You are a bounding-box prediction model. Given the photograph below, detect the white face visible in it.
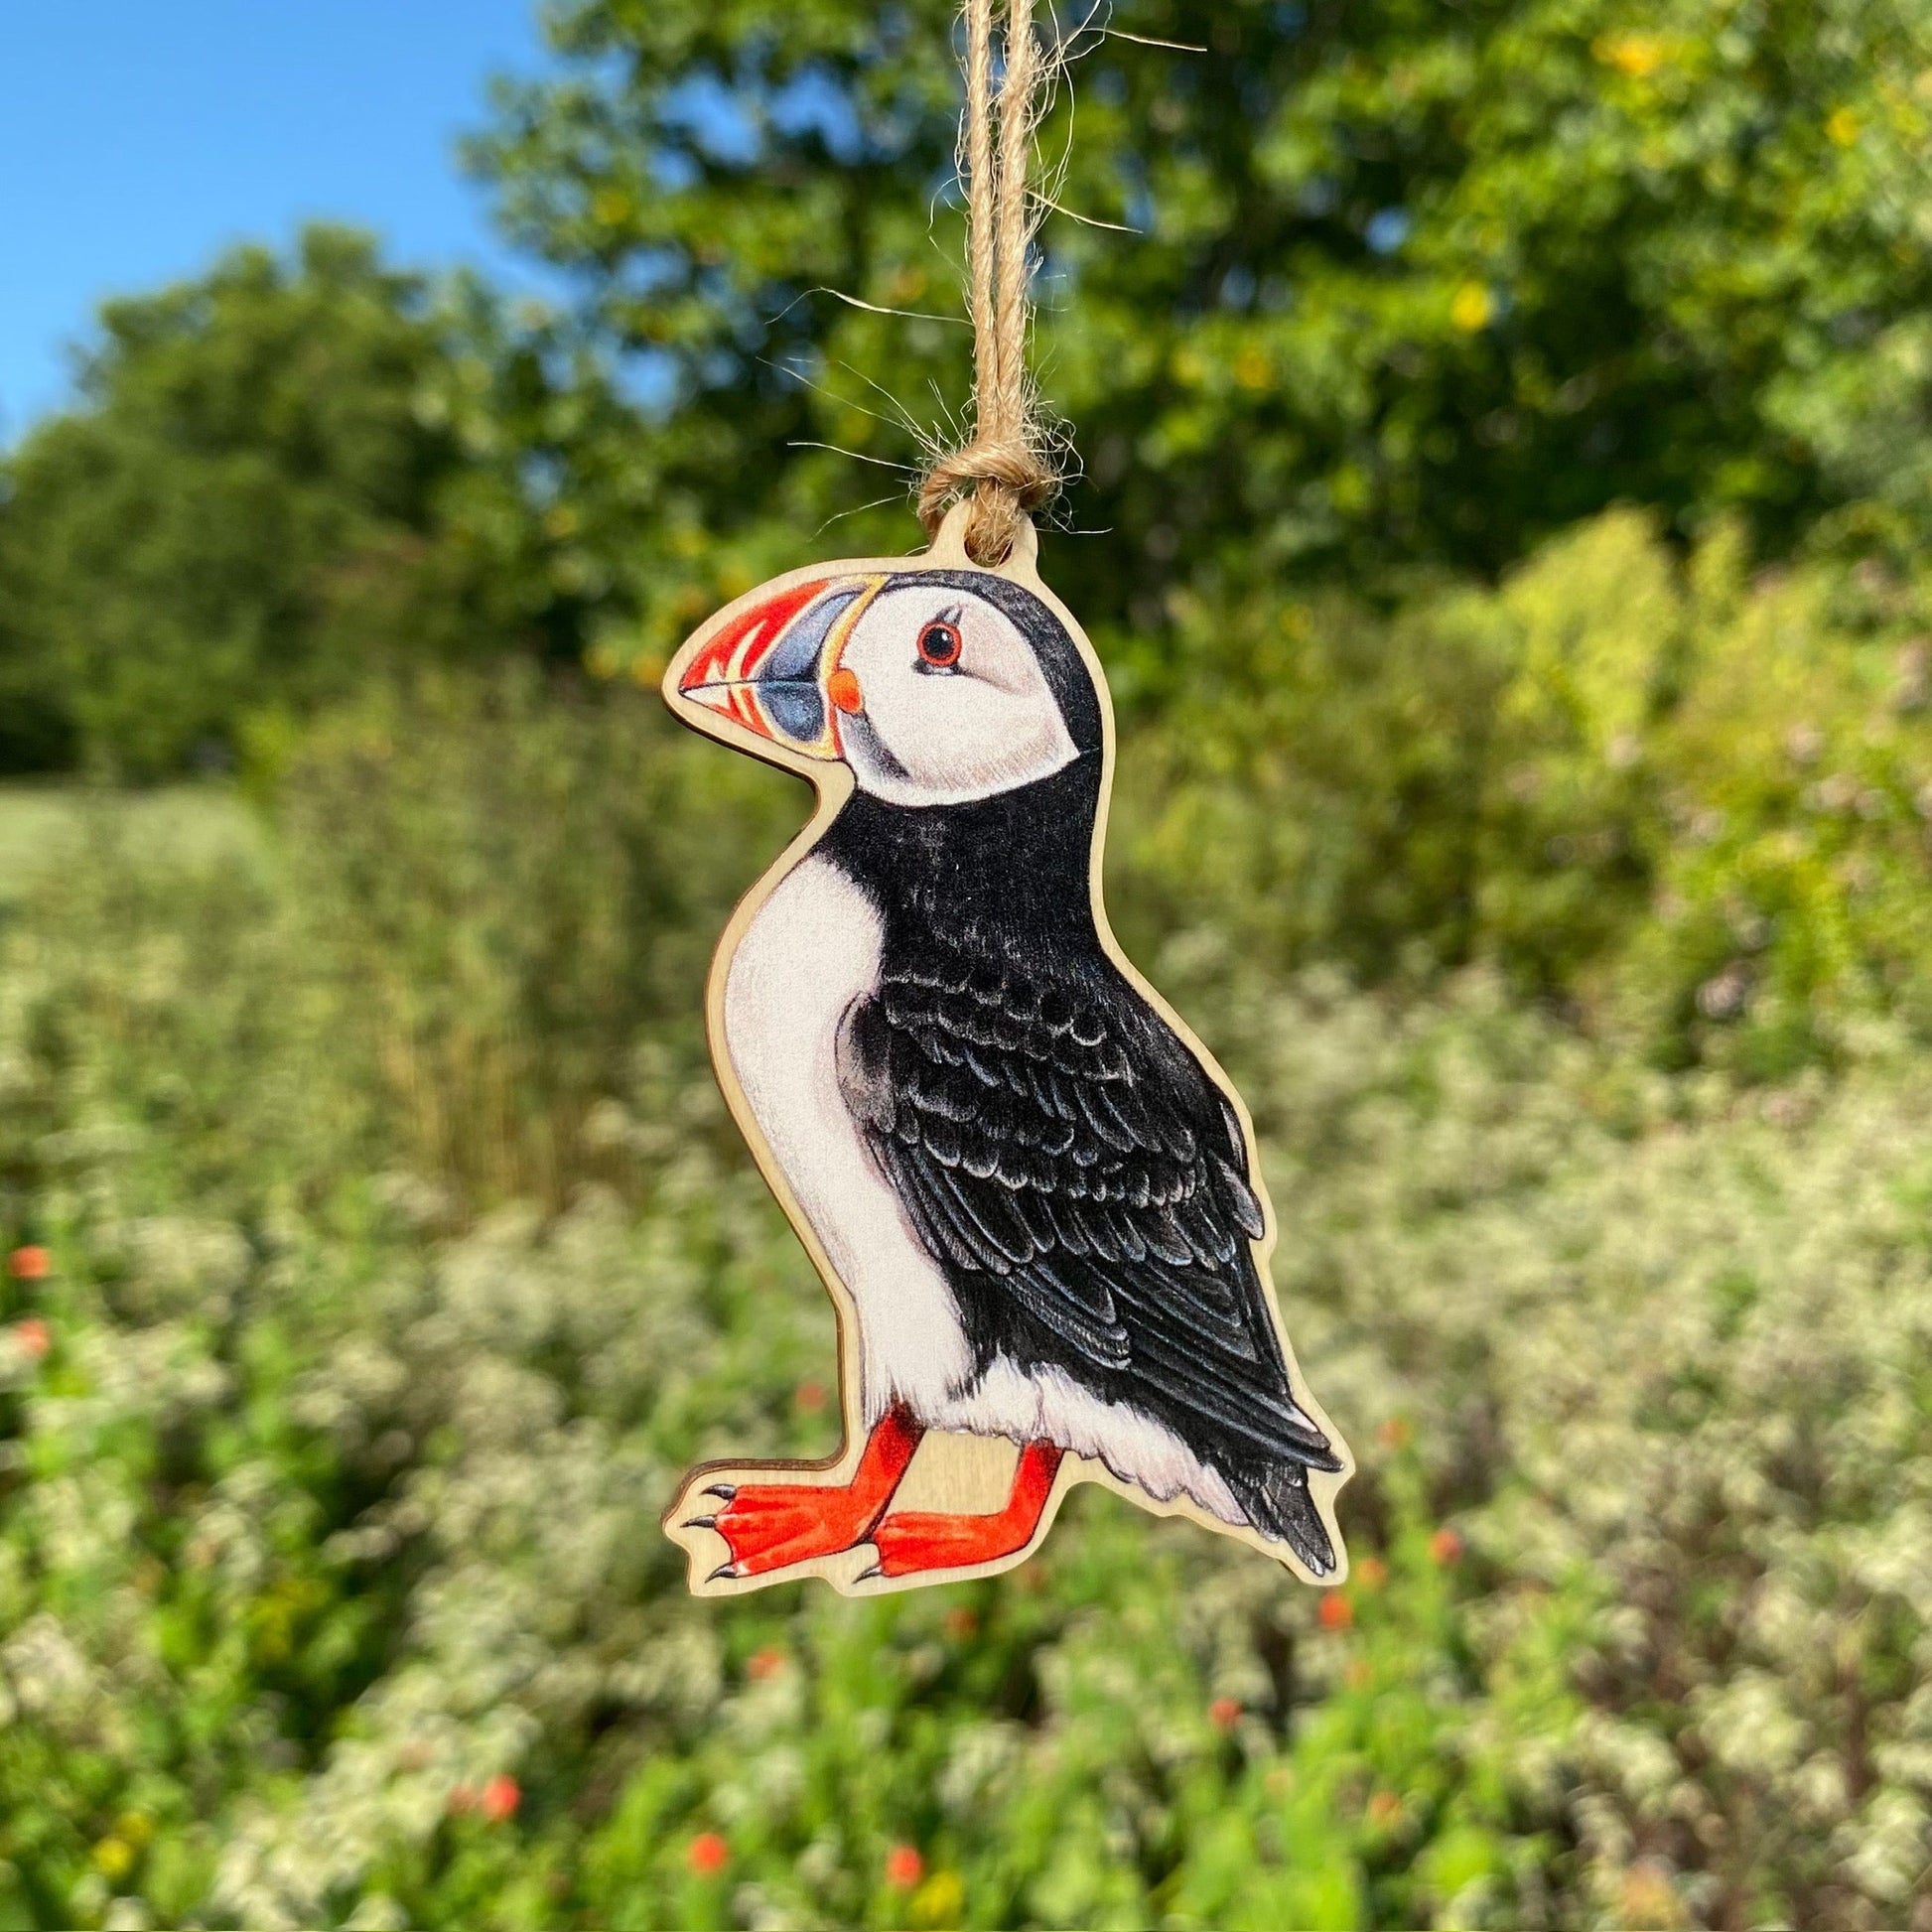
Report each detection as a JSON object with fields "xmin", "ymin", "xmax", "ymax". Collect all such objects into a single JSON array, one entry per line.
[{"xmin": 835, "ymin": 582, "xmax": 1079, "ymax": 807}]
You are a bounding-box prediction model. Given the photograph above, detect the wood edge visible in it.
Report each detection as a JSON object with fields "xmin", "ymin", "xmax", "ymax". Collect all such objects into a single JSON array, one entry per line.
[{"xmin": 657, "ymin": 517, "xmax": 1353, "ymax": 1597}]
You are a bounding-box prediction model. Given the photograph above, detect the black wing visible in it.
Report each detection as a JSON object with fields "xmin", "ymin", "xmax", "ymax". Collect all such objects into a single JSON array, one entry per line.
[{"xmin": 836, "ymin": 931, "xmax": 1338, "ymax": 1478}]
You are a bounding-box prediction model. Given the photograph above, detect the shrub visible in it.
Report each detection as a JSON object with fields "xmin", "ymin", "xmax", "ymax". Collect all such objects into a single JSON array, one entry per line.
[
  {"xmin": 1112, "ymin": 508, "xmax": 1932, "ymax": 1078},
  {"xmin": 273, "ymin": 668, "xmax": 795, "ymax": 1204}
]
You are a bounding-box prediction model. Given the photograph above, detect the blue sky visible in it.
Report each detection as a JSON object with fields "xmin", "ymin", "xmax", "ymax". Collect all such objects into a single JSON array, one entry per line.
[{"xmin": 2, "ymin": 0, "xmax": 556, "ymax": 439}]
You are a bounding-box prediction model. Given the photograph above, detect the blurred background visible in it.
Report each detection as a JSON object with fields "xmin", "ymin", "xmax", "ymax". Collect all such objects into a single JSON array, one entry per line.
[{"xmin": 3, "ymin": 1, "xmax": 1930, "ymax": 1926}]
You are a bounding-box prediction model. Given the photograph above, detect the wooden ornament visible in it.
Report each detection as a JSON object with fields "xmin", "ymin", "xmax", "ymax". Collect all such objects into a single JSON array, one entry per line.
[{"xmin": 660, "ymin": 505, "xmax": 1352, "ymax": 1594}]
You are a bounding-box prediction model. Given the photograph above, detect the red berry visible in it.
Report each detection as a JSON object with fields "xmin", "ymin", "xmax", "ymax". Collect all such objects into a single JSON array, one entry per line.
[
  {"xmin": 1355, "ymin": 1556, "xmax": 1388, "ymax": 1590},
  {"xmin": 794, "ymin": 1379, "xmax": 827, "ymax": 1414},
  {"xmin": 747, "ymin": 1647, "xmax": 785, "ymax": 1681},
  {"xmin": 1429, "ymin": 1527, "xmax": 1464, "ymax": 1566},
  {"xmin": 10, "ymin": 1317, "xmax": 50, "ymax": 1361},
  {"xmin": 480, "ymin": 1774, "xmax": 520, "ymax": 1823},
  {"xmin": 688, "ymin": 1832, "xmax": 729, "ymax": 1876},
  {"xmin": 1208, "ymin": 1696, "xmax": 1242, "ymax": 1730},
  {"xmin": 8, "ymin": 1246, "xmax": 49, "ymax": 1282},
  {"xmin": 942, "ymin": 1606, "xmax": 979, "ymax": 1639},
  {"xmin": 885, "ymin": 1845, "xmax": 923, "ymax": 1889},
  {"xmin": 1317, "ymin": 1591, "xmax": 1353, "ymax": 1631},
  {"xmin": 1377, "ymin": 1416, "xmax": 1412, "ymax": 1449}
]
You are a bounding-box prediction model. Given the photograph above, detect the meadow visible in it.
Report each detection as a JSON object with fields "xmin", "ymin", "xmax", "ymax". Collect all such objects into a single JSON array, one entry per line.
[{"xmin": 3, "ymin": 515, "xmax": 1931, "ymax": 1928}]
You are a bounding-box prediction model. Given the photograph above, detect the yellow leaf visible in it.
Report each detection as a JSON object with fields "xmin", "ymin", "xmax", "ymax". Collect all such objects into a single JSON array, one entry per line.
[
  {"xmin": 1450, "ymin": 283, "xmax": 1494, "ymax": 332},
  {"xmin": 909, "ymin": 1869, "xmax": 966, "ymax": 1929},
  {"xmin": 1593, "ymin": 33, "xmax": 1664, "ymax": 78},
  {"xmin": 93, "ymin": 1839, "xmax": 134, "ymax": 1880}
]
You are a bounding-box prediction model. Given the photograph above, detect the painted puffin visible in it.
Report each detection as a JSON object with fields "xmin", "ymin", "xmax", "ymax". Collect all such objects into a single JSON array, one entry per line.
[{"xmin": 664, "ymin": 531, "xmax": 1349, "ymax": 1588}]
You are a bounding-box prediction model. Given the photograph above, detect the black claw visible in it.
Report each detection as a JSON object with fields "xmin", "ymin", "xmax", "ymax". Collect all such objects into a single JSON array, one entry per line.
[
  {"xmin": 704, "ymin": 1482, "xmax": 738, "ymax": 1502},
  {"xmin": 682, "ymin": 1514, "xmax": 718, "ymax": 1531},
  {"xmin": 707, "ymin": 1561, "xmax": 742, "ymax": 1584},
  {"xmin": 854, "ymin": 1563, "xmax": 884, "ymax": 1583}
]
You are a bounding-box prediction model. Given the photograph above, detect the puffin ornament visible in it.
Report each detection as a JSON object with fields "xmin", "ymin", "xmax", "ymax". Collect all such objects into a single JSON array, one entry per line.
[{"xmin": 662, "ymin": 506, "xmax": 1352, "ymax": 1593}]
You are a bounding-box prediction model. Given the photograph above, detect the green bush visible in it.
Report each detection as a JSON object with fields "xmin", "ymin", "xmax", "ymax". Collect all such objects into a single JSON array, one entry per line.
[{"xmin": 1114, "ymin": 507, "xmax": 1932, "ymax": 1076}]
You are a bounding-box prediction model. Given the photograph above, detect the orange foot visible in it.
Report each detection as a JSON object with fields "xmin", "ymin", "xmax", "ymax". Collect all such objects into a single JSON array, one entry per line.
[
  {"xmin": 867, "ymin": 1442, "xmax": 1064, "ymax": 1579},
  {"xmin": 685, "ymin": 1405, "xmax": 922, "ymax": 1580}
]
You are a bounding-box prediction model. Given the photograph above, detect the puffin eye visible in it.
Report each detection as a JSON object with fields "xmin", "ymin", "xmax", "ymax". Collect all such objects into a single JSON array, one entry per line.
[{"xmin": 915, "ymin": 617, "xmax": 963, "ymax": 671}]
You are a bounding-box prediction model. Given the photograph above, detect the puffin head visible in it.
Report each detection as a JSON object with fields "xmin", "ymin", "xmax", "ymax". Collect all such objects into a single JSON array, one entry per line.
[{"xmin": 672, "ymin": 568, "xmax": 1103, "ymax": 808}]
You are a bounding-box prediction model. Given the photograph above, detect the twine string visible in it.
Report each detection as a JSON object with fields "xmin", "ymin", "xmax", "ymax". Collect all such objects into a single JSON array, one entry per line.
[{"xmin": 917, "ymin": 0, "xmax": 1059, "ymax": 564}]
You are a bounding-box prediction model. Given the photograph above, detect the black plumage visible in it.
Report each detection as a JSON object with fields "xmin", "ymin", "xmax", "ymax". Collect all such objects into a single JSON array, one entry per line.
[{"xmin": 819, "ymin": 587, "xmax": 1341, "ymax": 1571}]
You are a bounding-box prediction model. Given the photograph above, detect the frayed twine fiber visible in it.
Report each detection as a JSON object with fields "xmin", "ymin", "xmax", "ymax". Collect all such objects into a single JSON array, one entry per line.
[{"xmin": 917, "ymin": 0, "xmax": 1061, "ymax": 565}]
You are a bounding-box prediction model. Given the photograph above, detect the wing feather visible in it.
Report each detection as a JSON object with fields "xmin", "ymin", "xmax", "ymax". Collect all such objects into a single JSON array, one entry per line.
[{"xmin": 837, "ymin": 932, "xmax": 1333, "ymax": 1476}]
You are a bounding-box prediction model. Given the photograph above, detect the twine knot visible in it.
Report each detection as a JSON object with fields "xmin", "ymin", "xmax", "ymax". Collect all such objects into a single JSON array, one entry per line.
[{"xmin": 916, "ymin": 437, "xmax": 1057, "ymax": 563}]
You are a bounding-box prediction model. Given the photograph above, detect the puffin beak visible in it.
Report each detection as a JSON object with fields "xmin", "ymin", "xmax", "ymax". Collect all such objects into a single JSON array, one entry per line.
[{"xmin": 676, "ymin": 575, "xmax": 885, "ymax": 758}]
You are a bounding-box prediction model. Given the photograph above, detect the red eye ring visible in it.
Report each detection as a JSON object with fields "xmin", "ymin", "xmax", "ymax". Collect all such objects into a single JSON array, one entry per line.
[{"xmin": 916, "ymin": 618, "xmax": 963, "ymax": 668}]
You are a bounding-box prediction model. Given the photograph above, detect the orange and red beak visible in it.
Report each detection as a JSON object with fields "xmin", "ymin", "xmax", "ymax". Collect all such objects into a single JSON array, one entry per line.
[{"xmin": 675, "ymin": 575, "xmax": 885, "ymax": 759}]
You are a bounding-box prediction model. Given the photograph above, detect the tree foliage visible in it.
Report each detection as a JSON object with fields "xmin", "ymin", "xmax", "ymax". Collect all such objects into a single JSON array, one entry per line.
[
  {"xmin": 0, "ymin": 227, "xmax": 603, "ymax": 776},
  {"xmin": 10, "ymin": 1, "xmax": 1932, "ymax": 766},
  {"xmin": 476, "ymin": 0, "xmax": 1932, "ymax": 676}
]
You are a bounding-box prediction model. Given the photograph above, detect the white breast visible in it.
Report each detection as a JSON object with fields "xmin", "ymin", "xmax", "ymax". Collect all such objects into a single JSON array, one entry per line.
[{"xmin": 722, "ymin": 854, "xmax": 974, "ymax": 1423}]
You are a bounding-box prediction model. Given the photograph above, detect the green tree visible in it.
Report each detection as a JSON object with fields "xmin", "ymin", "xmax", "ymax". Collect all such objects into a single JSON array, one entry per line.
[
  {"xmin": 475, "ymin": 0, "xmax": 1932, "ymax": 680},
  {"xmin": 0, "ymin": 225, "xmax": 605, "ymax": 776}
]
